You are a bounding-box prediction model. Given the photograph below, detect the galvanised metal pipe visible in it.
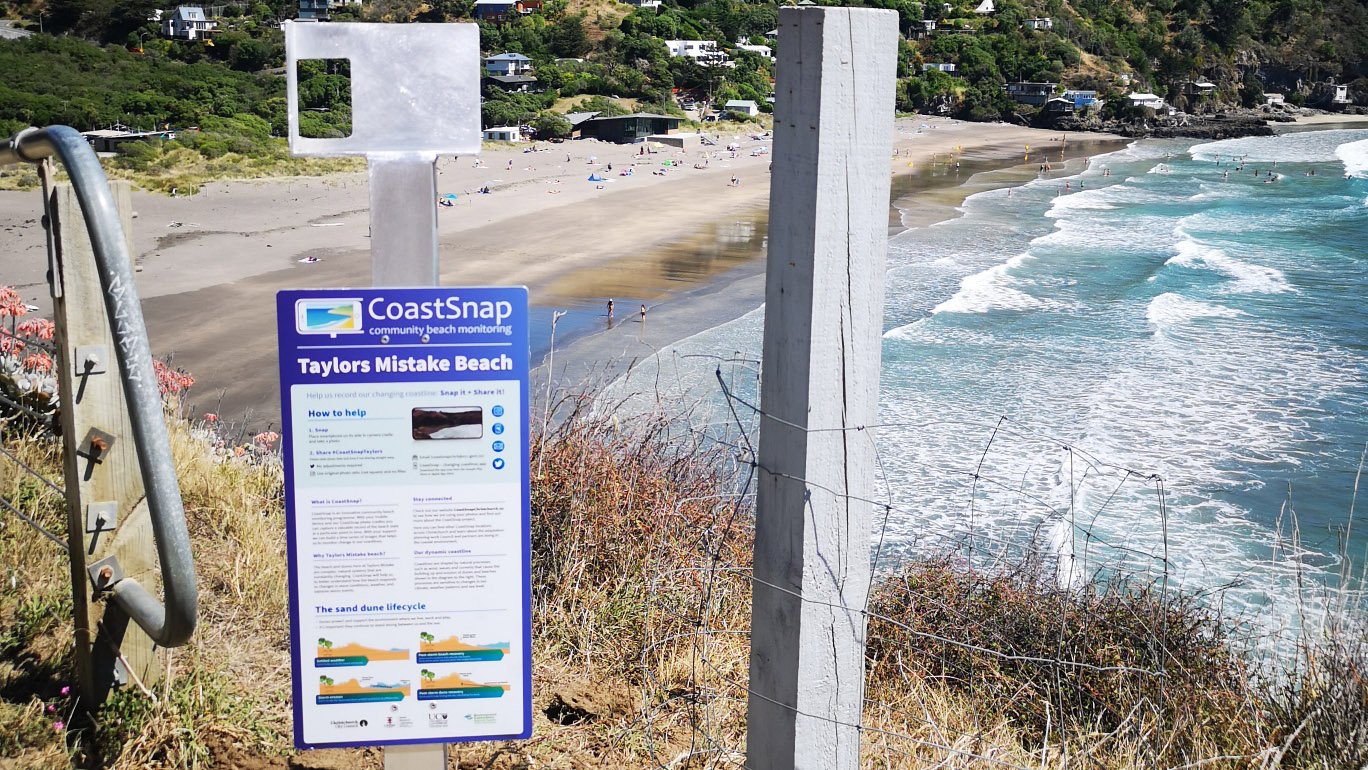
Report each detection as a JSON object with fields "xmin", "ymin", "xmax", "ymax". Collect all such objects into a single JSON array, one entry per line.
[{"xmin": 2, "ymin": 125, "xmax": 198, "ymax": 648}]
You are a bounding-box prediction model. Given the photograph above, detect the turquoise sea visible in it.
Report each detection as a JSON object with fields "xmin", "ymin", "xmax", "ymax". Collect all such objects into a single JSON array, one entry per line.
[{"xmin": 617, "ymin": 127, "xmax": 1368, "ymax": 646}]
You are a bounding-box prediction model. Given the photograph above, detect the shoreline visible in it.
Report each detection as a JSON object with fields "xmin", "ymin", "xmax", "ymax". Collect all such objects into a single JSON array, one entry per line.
[
  {"xmin": 0, "ymin": 118, "xmax": 1124, "ymax": 430},
  {"xmin": 537, "ymin": 134, "xmax": 1131, "ymax": 393}
]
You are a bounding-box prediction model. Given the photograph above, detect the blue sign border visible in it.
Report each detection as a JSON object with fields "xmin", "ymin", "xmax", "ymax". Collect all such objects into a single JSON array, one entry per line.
[{"xmin": 276, "ymin": 287, "xmax": 533, "ymax": 750}]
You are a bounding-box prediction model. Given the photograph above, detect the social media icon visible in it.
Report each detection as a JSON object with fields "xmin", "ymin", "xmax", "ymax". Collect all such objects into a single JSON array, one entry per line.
[
  {"xmin": 492, "ymin": 440, "xmax": 505, "ymax": 452},
  {"xmin": 492, "ymin": 458, "xmax": 505, "ymax": 470},
  {"xmin": 491, "ymin": 405, "xmax": 504, "ymax": 417},
  {"xmin": 491, "ymin": 423, "xmax": 505, "ymax": 435}
]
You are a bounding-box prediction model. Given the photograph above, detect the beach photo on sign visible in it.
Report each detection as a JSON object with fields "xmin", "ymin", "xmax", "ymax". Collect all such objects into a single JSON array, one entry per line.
[{"xmin": 411, "ymin": 407, "xmax": 483, "ymax": 440}]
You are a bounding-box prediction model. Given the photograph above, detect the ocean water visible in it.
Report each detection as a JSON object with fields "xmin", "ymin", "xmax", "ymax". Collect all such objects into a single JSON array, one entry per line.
[{"xmin": 611, "ymin": 128, "xmax": 1368, "ymax": 646}]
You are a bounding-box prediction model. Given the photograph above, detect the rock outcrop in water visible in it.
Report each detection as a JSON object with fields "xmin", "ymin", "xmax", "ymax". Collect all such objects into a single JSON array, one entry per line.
[{"xmin": 1050, "ymin": 108, "xmax": 1294, "ymax": 140}]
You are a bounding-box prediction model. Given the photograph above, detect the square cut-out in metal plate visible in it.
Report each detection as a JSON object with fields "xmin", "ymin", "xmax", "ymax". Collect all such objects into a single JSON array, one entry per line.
[{"xmin": 285, "ymin": 22, "xmax": 481, "ymax": 156}]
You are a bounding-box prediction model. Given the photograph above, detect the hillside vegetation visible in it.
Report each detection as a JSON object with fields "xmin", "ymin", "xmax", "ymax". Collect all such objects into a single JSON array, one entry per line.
[{"xmin": 0, "ymin": 0, "xmax": 1364, "ymax": 160}]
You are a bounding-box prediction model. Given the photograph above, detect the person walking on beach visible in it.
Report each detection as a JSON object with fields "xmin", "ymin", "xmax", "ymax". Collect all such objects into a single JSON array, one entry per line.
[
  {"xmin": 640, "ymin": 304, "xmax": 647, "ymax": 322},
  {"xmin": 607, "ymin": 298, "xmax": 614, "ymax": 318}
]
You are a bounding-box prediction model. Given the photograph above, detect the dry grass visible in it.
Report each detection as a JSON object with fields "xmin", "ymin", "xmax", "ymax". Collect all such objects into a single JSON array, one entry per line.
[
  {"xmin": 1, "ymin": 389, "xmax": 1366, "ymax": 768},
  {"xmin": 0, "ymin": 145, "xmax": 361, "ymax": 195}
]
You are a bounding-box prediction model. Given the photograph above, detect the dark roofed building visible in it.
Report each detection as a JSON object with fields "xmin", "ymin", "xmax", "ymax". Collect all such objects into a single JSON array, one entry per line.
[
  {"xmin": 482, "ymin": 74, "xmax": 541, "ymax": 93},
  {"xmin": 576, "ymin": 113, "xmax": 682, "ymax": 144}
]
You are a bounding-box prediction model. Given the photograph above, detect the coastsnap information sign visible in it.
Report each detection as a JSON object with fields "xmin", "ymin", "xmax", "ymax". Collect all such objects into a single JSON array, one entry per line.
[{"xmin": 276, "ymin": 287, "xmax": 531, "ymax": 749}]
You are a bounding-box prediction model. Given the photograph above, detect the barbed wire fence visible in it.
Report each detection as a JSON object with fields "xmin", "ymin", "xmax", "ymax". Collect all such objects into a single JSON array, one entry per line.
[{"xmin": 541, "ymin": 346, "xmax": 1350, "ymax": 770}]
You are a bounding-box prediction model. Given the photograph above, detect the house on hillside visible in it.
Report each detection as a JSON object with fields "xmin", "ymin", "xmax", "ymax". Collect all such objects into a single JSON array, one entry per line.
[
  {"xmin": 908, "ymin": 19, "xmax": 936, "ymax": 39},
  {"xmin": 1062, "ymin": 89, "xmax": 1099, "ymax": 109},
  {"xmin": 1126, "ymin": 92, "xmax": 1166, "ymax": 110},
  {"xmin": 621, "ymin": 0, "xmax": 661, "ymax": 8},
  {"xmin": 1044, "ymin": 97, "xmax": 1074, "ymax": 115},
  {"xmin": 973, "ymin": 0, "xmax": 995, "ymax": 14},
  {"xmin": 736, "ymin": 38, "xmax": 773, "ymax": 61},
  {"xmin": 473, "ymin": 0, "xmax": 537, "ymax": 20},
  {"xmin": 725, "ymin": 99, "xmax": 759, "ymax": 117},
  {"xmin": 1184, "ymin": 80, "xmax": 1217, "ymax": 97},
  {"xmin": 576, "ymin": 113, "xmax": 682, "ymax": 143},
  {"xmin": 1022, "ymin": 17, "xmax": 1052, "ymax": 30},
  {"xmin": 298, "ymin": 0, "xmax": 363, "ymax": 20},
  {"xmin": 485, "ymin": 53, "xmax": 533, "ymax": 76},
  {"xmin": 483, "ymin": 74, "xmax": 541, "ymax": 94},
  {"xmin": 162, "ymin": 6, "xmax": 217, "ymax": 40},
  {"xmin": 1005, "ymin": 81, "xmax": 1057, "ymax": 106},
  {"xmin": 1263, "ymin": 92, "xmax": 1286, "ymax": 106},
  {"xmin": 1312, "ymin": 80, "xmax": 1351, "ymax": 107},
  {"xmin": 922, "ymin": 62, "xmax": 956, "ymax": 74},
  {"xmin": 664, "ymin": 40, "xmax": 730, "ymax": 67}
]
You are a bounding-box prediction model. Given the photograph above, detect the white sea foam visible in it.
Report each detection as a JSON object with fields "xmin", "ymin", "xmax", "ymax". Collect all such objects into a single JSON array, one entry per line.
[
  {"xmin": 1145, "ymin": 291, "xmax": 1244, "ymax": 330},
  {"xmin": 1337, "ymin": 137, "xmax": 1368, "ymax": 178},
  {"xmin": 931, "ymin": 253, "xmax": 1059, "ymax": 315},
  {"xmin": 1192, "ymin": 129, "xmax": 1368, "ymax": 165},
  {"xmin": 1166, "ymin": 232, "xmax": 1293, "ymax": 294},
  {"xmin": 1043, "ymin": 187, "xmax": 1117, "ymax": 214}
]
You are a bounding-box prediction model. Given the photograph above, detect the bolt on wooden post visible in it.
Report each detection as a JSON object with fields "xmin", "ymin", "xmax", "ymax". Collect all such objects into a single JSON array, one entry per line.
[{"xmin": 747, "ymin": 7, "xmax": 898, "ymax": 770}]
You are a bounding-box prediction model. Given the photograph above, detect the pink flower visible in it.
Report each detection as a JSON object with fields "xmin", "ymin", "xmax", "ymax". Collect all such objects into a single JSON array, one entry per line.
[
  {"xmin": 22, "ymin": 352, "xmax": 53, "ymax": 373},
  {"xmin": 60, "ymin": 686, "xmax": 70, "ymax": 696},
  {"xmin": 203, "ymin": 413, "xmax": 219, "ymax": 422},
  {"xmin": 16, "ymin": 318, "xmax": 55, "ymax": 341},
  {"xmin": 0, "ymin": 286, "xmax": 28, "ymax": 319},
  {"xmin": 152, "ymin": 358, "xmax": 195, "ymax": 396},
  {"xmin": 53, "ymin": 721, "xmax": 64, "ymax": 732},
  {"xmin": 46, "ymin": 704, "xmax": 55, "ymax": 713},
  {"xmin": 253, "ymin": 431, "xmax": 280, "ymax": 447}
]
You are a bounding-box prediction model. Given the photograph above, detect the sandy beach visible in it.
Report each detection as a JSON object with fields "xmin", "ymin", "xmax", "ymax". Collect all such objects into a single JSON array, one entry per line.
[{"xmin": 0, "ymin": 116, "xmax": 1123, "ymax": 428}]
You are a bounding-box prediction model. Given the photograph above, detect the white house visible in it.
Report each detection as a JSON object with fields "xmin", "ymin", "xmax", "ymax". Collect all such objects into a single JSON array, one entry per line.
[
  {"xmin": 735, "ymin": 38, "xmax": 773, "ymax": 61},
  {"xmin": 621, "ymin": 0, "xmax": 661, "ymax": 8},
  {"xmin": 1127, "ymin": 92, "xmax": 1166, "ymax": 110},
  {"xmin": 161, "ymin": 6, "xmax": 217, "ymax": 40},
  {"xmin": 484, "ymin": 53, "xmax": 533, "ymax": 76},
  {"xmin": 482, "ymin": 126, "xmax": 523, "ymax": 142},
  {"xmin": 664, "ymin": 40, "xmax": 730, "ymax": 67},
  {"xmin": 1263, "ymin": 92, "xmax": 1286, "ymax": 106},
  {"xmin": 724, "ymin": 99, "xmax": 759, "ymax": 117},
  {"xmin": 922, "ymin": 62, "xmax": 956, "ymax": 73},
  {"xmin": 1022, "ymin": 17, "xmax": 1052, "ymax": 30},
  {"xmin": 973, "ymin": 0, "xmax": 995, "ymax": 14}
]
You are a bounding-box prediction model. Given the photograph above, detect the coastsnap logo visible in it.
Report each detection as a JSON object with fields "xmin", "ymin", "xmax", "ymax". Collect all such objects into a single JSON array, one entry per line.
[{"xmin": 296, "ymin": 298, "xmax": 364, "ymax": 335}]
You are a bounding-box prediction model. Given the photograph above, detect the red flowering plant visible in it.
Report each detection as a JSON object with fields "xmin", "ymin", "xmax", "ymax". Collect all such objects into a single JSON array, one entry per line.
[
  {"xmin": 1, "ymin": 285, "xmax": 200, "ymax": 435},
  {"xmin": 0, "ymin": 286, "xmax": 58, "ymax": 433}
]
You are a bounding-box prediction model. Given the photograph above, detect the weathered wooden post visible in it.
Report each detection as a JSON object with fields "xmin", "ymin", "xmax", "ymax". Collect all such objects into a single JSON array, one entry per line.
[
  {"xmin": 50, "ymin": 180, "xmax": 165, "ymax": 705},
  {"xmin": 747, "ymin": 7, "xmax": 898, "ymax": 769}
]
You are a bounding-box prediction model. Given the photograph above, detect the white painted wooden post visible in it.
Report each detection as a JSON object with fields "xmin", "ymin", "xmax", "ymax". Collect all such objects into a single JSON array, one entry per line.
[{"xmin": 746, "ymin": 7, "xmax": 898, "ymax": 770}]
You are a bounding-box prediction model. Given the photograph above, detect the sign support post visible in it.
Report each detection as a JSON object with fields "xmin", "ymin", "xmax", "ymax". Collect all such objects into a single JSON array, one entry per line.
[
  {"xmin": 282, "ymin": 22, "xmax": 490, "ymax": 769},
  {"xmin": 747, "ymin": 7, "xmax": 898, "ymax": 770},
  {"xmin": 370, "ymin": 154, "xmax": 444, "ymax": 770}
]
